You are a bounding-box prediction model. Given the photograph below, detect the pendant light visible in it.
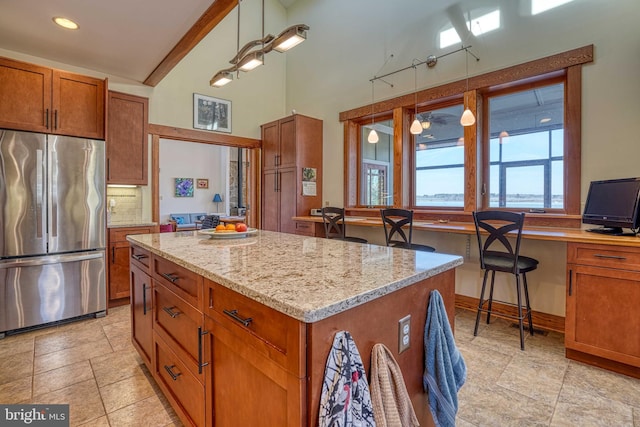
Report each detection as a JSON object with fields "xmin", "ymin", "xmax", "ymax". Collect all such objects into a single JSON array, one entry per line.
[
  {"xmin": 410, "ymin": 63, "xmax": 422, "ymax": 135},
  {"xmin": 368, "ymin": 81, "xmax": 379, "ymax": 143},
  {"xmin": 460, "ymin": 48, "xmax": 476, "ymax": 127}
]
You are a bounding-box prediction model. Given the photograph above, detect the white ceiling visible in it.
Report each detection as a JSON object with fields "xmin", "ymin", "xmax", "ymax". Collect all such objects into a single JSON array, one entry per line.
[{"xmin": 0, "ymin": 0, "xmax": 300, "ymax": 84}]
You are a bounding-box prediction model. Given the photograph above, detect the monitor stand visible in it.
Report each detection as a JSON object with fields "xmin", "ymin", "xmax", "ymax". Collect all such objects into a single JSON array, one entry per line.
[{"xmin": 586, "ymin": 227, "xmax": 637, "ymax": 236}]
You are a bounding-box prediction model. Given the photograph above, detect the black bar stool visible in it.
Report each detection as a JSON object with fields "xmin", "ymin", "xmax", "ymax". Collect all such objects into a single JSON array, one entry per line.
[
  {"xmin": 472, "ymin": 210, "xmax": 538, "ymax": 350},
  {"xmin": 380, "ymin": 208, "xmax": 435, "ymax": 252},
  {"xmin": 321, "ymin": 207, "xmax": 368, "ymax": 243}
]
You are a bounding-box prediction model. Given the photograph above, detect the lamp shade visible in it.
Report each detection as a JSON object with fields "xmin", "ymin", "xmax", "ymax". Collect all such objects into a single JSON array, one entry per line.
[
  {"xmin": 237, "ymin": 51, "xmax": 264, "ymax": 72},
  {"xmin": 210, "ymin": 71, "xmax": 233, "ymax": 87},
  {"xmin": 272, "ymin": 25, "xmax": 309, "ymax": 52},
  {"xmin": 213, "ymin": 194, "xmax": 222, "ymax": 203}
]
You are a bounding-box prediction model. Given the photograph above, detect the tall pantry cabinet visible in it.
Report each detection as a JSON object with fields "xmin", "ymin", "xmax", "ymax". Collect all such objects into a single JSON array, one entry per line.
[{"xmin": 261, "ymin": 114, "xmax": 322, "ymax": 234}]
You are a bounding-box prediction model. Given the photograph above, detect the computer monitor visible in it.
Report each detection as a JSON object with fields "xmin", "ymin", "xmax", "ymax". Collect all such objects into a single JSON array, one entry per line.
[{"xmin": 582, "ymin": 177, "xmax": 640, "ymax": 236}]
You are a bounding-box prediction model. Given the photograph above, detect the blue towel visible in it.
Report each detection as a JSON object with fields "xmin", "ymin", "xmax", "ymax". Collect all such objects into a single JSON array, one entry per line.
[{"xmin": 423, "ymin": 290, "xmax": 467, "ymax": 427}]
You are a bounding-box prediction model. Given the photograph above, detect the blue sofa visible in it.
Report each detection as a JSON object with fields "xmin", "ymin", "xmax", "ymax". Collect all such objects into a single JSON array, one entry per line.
[{"xmin": 169, "ymin": 212, "xmax": 207, "ymax": 230}]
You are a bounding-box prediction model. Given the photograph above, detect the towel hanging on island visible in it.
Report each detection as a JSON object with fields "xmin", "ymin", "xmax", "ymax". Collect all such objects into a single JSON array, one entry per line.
[
  {"xmin": 318, "ymin": 331, "xmax": 376, "ymax": 427},
  {"xmin": 423, "ymin": 289, "xmax": 467, "ymax": 427},
  {"xmin": 370, "ymin": 343, "xmax": 419, "ymax": 427}
]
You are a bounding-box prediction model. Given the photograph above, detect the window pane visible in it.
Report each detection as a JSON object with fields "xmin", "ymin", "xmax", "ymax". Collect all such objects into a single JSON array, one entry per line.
[
  {"xmin": 488, "ymin": 82, "xmax": 565, "ymax": 209},
  {"xmin": 414, "ymin": 105, "xmax": 464, "ymax": 207},
  {"xmin": 361, "ymin": 118, "xmax": 394, "ymax": 206}
]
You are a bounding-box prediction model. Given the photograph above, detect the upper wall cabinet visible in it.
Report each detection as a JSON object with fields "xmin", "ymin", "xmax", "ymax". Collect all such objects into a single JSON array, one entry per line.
[
  {"xmin": 106, "ymin": 91, "xmax": 148, "ymax": 185},
  {"xmin": 0, "ymin": 57, "xmax": 105, "ymax": 139}
]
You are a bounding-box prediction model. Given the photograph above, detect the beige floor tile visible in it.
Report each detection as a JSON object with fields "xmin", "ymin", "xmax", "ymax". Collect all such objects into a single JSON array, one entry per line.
[
  {"xmin": 33, "ymin": 378, "xmax": 105, "ymax": 426},
  {"xmin": 563, "ymin": 362, "xmax": 640, "ymax": 408},
  {"xmin": 91, "ymin": 350, "xmax": 144, "ymax": 388},
  {"xmin": 634, "ymin": 407, "xmax": 639, "ymax": 427},
  {"xmin": 99, "ymin": 371, "xmax": 155, "ymax": 413},
  {"xmin": 77, "ymin": 415, "xmax": 110, "ymax": 427},
  {"xmin": 102, "ymin": 319, "xmax": 131, "ymax": 340},
  {"xmin": 0, "ymin": 376, "xmax": 32, "ymax": 403},
  {"xmin": 107, "ymin": 395, "xmax": 173, "ymax": 427},
  {"xmin": 106, "ymin": 330, "xmax": 137, "ymax": 353},
  {"xmin": 35, "ymin": 321, "xmax": 107, "ymax": 356},
  {"xmin": 100, "ymin": 305, "xmax": 131, "ymax": 326},
  {"xmin": 552, "ymin": 383, "xmax": 635, "ymax": 426},
  {"xmin": 457, "ymin": 339, "xmax": 512, "ymax": 386},
  {"xmin": 0, "ymin": 350, "xmax": 33, "ymax": 386},
  {"xmin": 33, "ymin": 359, "xmax": 94, "ymax": 395},
  {"xmin": 34, "ymin": 338, "xmax": 113, "ymax": 374},
  {"xmin": 457, "ymin": 381, "xmax": 554, "ymax": 426},
  {"xmin": 0, "ymin": 333, "xmax": 35, "ymax": 358}
]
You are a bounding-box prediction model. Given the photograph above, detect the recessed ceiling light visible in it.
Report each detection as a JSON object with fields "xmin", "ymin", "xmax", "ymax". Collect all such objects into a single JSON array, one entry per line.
[{"xmin": 53, "ymin": 17, "xmax": 79, "ymax": 30}]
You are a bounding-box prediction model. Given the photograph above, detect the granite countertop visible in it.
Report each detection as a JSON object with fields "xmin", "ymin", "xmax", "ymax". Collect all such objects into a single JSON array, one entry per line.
[
  {"xmin": 108, "ymin": 222, "xmax": 157, "ymax": 229},
  {"xmin": 127, "ymin": 230, "xmax": 463, "ymax": 322}
]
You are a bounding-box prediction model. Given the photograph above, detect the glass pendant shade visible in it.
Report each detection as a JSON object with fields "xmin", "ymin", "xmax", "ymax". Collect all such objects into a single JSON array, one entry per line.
[
  {"xmin": 460, "ymin": 108, "xmax": 476, "ymax": 126},
  {"xmin": 368, "ymin": 129, "xmax": 379, "ymax": 143},
  {"xmin": 410, "ymin": 119, "xmax": 422, "ymax": 135},
  {"xmin": 422, "ymin": 120, "xmax": 431, "ymax": 130}
]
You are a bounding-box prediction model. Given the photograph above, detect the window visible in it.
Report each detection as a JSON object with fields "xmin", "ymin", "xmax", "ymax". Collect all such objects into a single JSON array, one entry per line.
[
  {"xmin": 486, "ymin": 82, "xmax": 565, "ymax": 210},
  {"xmin": 440, "ymin": 9, "xmax": 501, "ymax": 49},
  {"xmin": 361, "ymin": 117, "xmax": 394, "ymax": 206},
  {"xmin": 415, "ymin": 104, "xmax": 465, "ymax": 208}
]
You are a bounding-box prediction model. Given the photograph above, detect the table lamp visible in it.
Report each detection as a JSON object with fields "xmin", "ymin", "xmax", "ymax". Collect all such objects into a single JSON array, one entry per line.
[{"xmin": 212, "ymin": 193, "xmax": 222, "ymax": 212}]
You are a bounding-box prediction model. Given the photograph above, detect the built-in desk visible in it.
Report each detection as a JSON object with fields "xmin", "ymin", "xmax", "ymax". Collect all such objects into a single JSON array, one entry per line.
[{"xmin": 294, "ymin": 215, "xmax": 640, "ymax": 378}]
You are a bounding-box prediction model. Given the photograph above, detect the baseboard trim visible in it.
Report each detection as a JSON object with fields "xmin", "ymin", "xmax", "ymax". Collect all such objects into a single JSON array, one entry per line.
[{"xmin": 455, "ymin": 294, "xmax": 565, "ymax": 333}]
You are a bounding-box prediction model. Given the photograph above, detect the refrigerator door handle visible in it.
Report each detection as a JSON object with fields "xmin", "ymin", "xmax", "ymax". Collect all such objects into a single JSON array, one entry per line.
[
  {"xmin": 36, "ymin": 149, "xmax": 45, "ymax": 239},
  {"xmin": 0, "ymin": 252, "xmax": 104, "ymax": 269},
  {"xmin": 49, "ymin": 148, "xmax": 58, "ymax": 238}
]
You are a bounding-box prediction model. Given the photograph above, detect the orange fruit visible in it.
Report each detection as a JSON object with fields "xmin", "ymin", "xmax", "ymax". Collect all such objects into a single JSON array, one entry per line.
[
  {"xmin": 225, "ymin": 223, "xmax": 236, "ymax": 231},
  {"xmin": 215, "ymin": 224, "xmax": 225, "ymax": 231}
]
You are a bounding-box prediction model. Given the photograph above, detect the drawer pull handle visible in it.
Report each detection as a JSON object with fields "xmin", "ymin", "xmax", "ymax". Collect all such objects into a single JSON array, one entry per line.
[
  {"xmin": 142, "ymin": 283, "xmax": 148, "ymax": 315},
  {"xmin": 593, "ymin": 254, "xmax": 626, "ymax": 260},
  {"xmin": 223, "ymin": 309, "xmax": 253, "ymax": 327},
  {"xmin": 160, "ymin": 272, "xmax": 179, "ymax": 283},
  {"xmin": 162, "ymin": 306, "xmax": 181, "ymax": 318},
  {"xmin": 132, "ymin": 254, "xmax": 148, "ymax": 260},
  {"xmin": 164, "ymin": 365, "xmax": 181, "ymax": 381},
  {"xmin": 198, "ymin": 327, "xmax": 209, "ymax": 374}
]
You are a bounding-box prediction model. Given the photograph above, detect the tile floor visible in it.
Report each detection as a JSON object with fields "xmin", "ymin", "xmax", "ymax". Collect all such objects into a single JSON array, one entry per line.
[{"xmin": 0, "ymin": 305, "xmax": 638, "ymax": 426}]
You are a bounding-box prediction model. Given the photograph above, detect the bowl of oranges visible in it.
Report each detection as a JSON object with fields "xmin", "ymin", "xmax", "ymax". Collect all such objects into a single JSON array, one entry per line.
[{"xmin": 198, "ymin": 222, "xmax": 257, "ymax": 239}]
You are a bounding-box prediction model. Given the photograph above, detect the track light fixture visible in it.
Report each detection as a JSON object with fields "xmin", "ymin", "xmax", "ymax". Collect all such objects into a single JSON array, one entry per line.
[{"xmin": 208, "ymin": 1, "xmax": 309, "ymax": 88}]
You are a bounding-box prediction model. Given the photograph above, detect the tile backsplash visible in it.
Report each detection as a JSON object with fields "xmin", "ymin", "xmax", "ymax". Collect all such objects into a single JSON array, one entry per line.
[{"xmin": 106, "ymin": 187, "xmax": 142, "ymax": 225}]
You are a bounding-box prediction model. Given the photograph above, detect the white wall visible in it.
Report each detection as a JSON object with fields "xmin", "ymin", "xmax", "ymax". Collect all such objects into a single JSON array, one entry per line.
[{"xmin": 159, "ymin": 139, "xmax": 229, "ymax": 220}]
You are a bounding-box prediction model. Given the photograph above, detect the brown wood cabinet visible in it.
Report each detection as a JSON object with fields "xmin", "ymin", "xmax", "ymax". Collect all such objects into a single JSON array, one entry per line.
[
  {"xmin": 130, "ymin": 256, "xmax": 153, "ymax": 368},
  {"xmin": 261, "ymin": 114, "xmax": 322, "ymax": 234},
  {"xmin": 107, "ymin": 91, "xmax": 148, "ymax": 184},
  {"xmin": 566, "ymin": 243, "xmax": 640, "ymax": 376},
  {"xmin": 107, "ymin": 226, "xmax": 157, "ymax": 306},
  {"xmin": 0, "ymin": 57, "xmax": 105, "ymax": 138}
]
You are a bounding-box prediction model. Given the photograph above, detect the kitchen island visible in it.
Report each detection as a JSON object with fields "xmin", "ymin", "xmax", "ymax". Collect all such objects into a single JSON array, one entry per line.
[{"xmin": 127, "ymin": 229, "xmax": 463, "ymax": 426}]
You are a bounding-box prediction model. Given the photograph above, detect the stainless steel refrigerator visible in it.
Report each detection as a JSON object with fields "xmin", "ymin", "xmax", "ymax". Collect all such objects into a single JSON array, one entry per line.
[{"xmin": 0, "ymin": 129, "xmax": 106, "ymax": 337}]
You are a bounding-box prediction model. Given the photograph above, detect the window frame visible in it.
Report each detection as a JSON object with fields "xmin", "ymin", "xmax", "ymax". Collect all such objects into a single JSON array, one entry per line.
[{"xmin": 341, "ymin": 45, "xmax": 591, "ymax": 228}]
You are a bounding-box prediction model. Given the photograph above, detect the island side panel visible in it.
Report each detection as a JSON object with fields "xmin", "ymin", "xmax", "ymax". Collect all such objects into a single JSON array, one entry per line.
[{"xmin": 306, "ymin": 269, "xmax": 455, "ymax": 427}]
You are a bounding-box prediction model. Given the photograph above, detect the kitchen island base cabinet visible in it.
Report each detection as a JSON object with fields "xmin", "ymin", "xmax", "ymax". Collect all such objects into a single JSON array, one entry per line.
[
  {"xmin": 130, "ymin": 262, "xmax": 153, "ymax": 368},
  {"xmin": 566, "ymin": 243, "xmax": 640, "ymax": 379}
]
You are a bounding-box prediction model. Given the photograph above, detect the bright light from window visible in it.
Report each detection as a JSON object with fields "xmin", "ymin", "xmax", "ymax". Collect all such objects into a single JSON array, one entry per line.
[
  {"xmin": 439, "ymin": 9, "xmax": 501, "ymax": 49},
  {"xmin": 532, "ymin": 0, "xmax": 575, "ymax": 15}
]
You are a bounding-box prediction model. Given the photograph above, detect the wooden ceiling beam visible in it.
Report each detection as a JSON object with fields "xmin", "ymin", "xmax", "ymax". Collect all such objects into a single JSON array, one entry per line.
[{"xmin": 143, "ymin": 0, "xmax": 237, "ymax": 87}]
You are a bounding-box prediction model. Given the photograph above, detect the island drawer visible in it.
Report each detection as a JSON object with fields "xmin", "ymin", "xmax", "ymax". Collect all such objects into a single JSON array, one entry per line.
[
  {"xmin": 130, "ymin": 245, "xmax": 151, "ymax": 271},
  {"xmin": 153, "ymin": 282, "xmax": 205, "ymax": 379},
  {"xmin": 568, "ymin": 243, "xmax": 640, "ymax": 271},
  {"xmin": 111, "ymin": 226, "xmax": 156, "ymax": 243},
  {"xmin": 204, "ymin": 280, "xmax": 304, "ymax": 375},
  {"xmin": 153, "ymin": 332, "xmax": 205, "ymax": 427},
  {"xmin": 152, "ymin": 256, "xmax": 202, "ymax": 307}
]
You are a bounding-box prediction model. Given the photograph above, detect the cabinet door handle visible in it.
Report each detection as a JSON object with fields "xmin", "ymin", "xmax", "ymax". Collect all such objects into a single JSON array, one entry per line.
[
  {"xmin": 198, "ymin": 327, "xmax": 209, "ymax": 374},
  {"xmin": 160, "ymin": 272, "xmax": 179, "ymax": 283},
  {"xmin": 45, "ymin": 108, "xmax": 49, "ymax": 129},
  {"xmin": 223, "ymin": 309, "xmax": 253, "ymax": 327},
  {"xmin": 132, "ymin": 254, "xmax": 148, "ymax": 260},
  {"xmin": 568, "ymin": 269, "xmax": 572, "ymax": 296},
  {"xmin": 111, "ymin": 247, "xmax": 115, "ymax": 263},
  {"xmin": 162, "ymin": 306, "xmax": 181, "ymax": 318},
  {"xmin": 142, "ymin": 283, "xmax": 148, "ymax": 315},
  {"xmin": 107, "ymin": 158, "xmax": 110, "ymax": 180},
  {"xmin": 164, "ymin": 365, "xmax": 181, "ymax": 381},
  {"xmin": 593, "ymin": 254, "xmax": 626, "ymax": 260},
  {"xmin": 275, "ymin": 154, "xmax": 280, "ymax": 166},
  {"xmin": 54, "ymin": 110, "xmax": 58, "ymax": 130}
]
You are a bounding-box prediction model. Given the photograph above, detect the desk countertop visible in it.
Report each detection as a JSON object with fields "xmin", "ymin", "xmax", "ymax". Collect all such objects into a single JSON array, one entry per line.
[
  {"xmin": 128, "ymin": 229, "xmax": 462, "ymax": 322},
  {"xmin": 293, "ymin": 216, "xmax": 640, "ymax": 247}
]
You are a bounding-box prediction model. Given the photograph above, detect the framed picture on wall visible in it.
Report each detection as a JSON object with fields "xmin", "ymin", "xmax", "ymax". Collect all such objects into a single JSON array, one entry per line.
[
  {"xmin": 193, "ymin": 93, "xmax": 231, "ymax": 133},
  {"xmin": 197, "ymin": 178, "xmax": 209, "ymax": 189},
  {"xmin": 175, "ymin": 178, "xmax": 194, "ymax": 197}
]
